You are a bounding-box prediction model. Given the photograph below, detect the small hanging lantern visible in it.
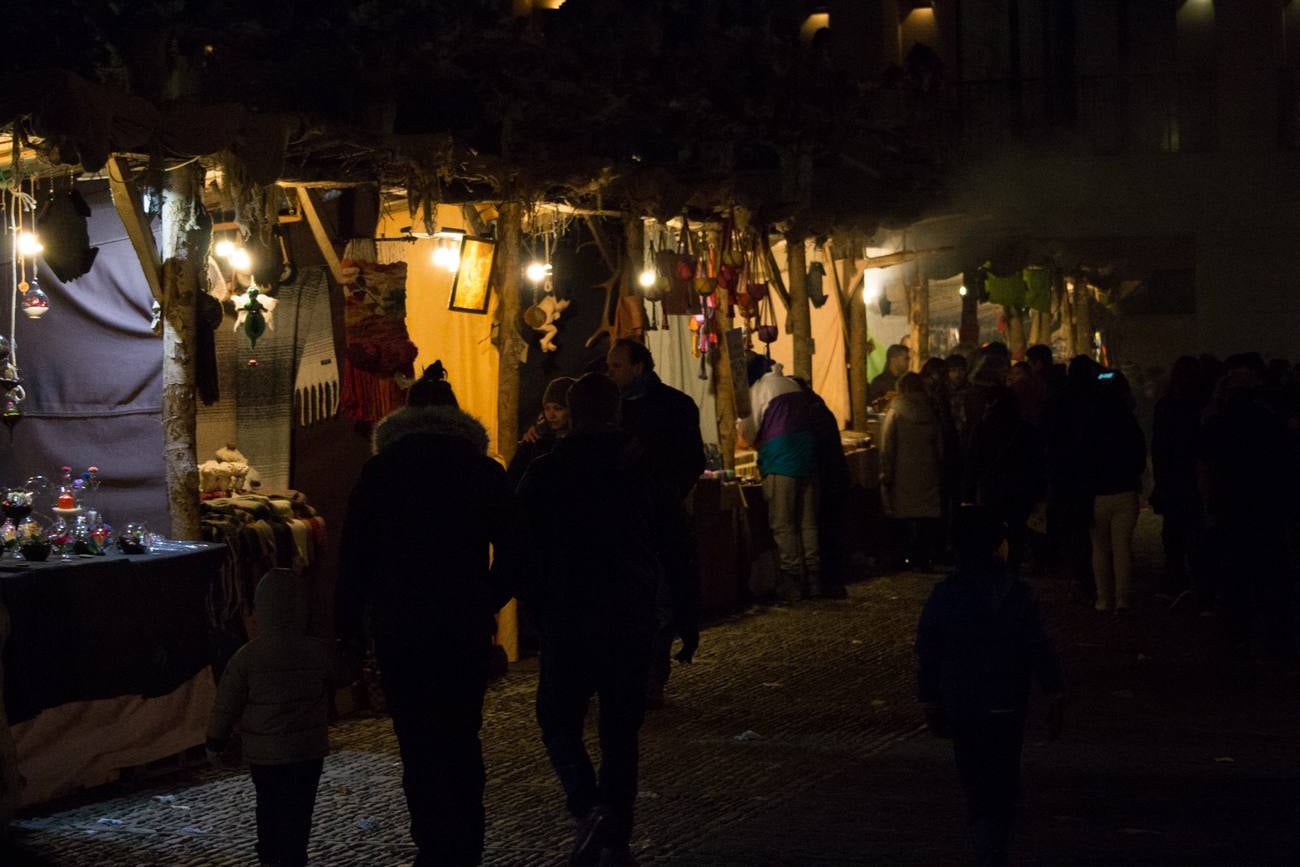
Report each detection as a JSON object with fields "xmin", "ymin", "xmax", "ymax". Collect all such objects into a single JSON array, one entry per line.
[
  {"xmin": 431, "ymin": 229, "xmax": 465, "ymax": 273},
  {"xmin": 21, "ymin": 279, "xmax": 50, "ymax": 319}
]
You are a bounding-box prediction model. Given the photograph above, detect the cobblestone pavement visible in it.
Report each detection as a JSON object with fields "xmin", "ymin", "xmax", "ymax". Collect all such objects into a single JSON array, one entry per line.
[{"xmin": 7, "ymin": 513, "xmax": 1298, "ymax": 865}]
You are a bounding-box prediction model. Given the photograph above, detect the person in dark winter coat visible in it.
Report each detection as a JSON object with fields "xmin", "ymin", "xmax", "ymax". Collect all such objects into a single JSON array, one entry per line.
[
  {"xmin": 881, "ymin": 372, "xmax": 944, "ymax": 570},
  {"xmin": 1151, "ymin": 357, "xmax": 1206, "ymax": 602},
  {"xmin": 963, "ymin": 387, "xmax": 1043, "ymax": 576},
  {"xmin": 518, "ymin": 373, "xmax": 660, "ymax": 867},
  {"xmin": 922, "ymin": 357, "xmax": 962, "ymax": 562},
  {"xmin": 208, "ymin": 568, "xmax": 332, "ymax": 867},
  {"xmin": 337, "ymin": 370, "xmax": 518, "ymax": 867},
  {"xmin": 606, "ymin": 339, "xmax": 704, "ymax": 705},
  {"xmin": 1199, "ymin": 354, "xmax": 1296, "ymax": 658},
  {"xmin": 1086, "ymin": 371, "xmax": 1147, "ymax": 612},
  {"xmin": 916, "ymin": 506, "xmax": 1065, "ymax": 867},
  {"xmin": 795, "ymin": 376, "xmax": 850, "ymax": 597},
  {"xmin": 1046, "ymin": 356, "xmax": 1100, "ymax": 600},
  {"xmin": 507, "ymin": 376, "xmax": 575, "ymax": 490}
]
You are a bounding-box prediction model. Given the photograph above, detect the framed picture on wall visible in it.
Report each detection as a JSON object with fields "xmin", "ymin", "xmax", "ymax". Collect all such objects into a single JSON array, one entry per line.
[{"xmin": 448, "ymin": 236, "xmax": 496, "ymax": 314}]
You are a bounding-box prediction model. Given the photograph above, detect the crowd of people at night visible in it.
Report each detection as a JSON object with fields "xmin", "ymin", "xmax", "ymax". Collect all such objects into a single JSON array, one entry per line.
[
  {"xmin": 875, "ymin": 341, "xmax": 1299, "ymax": 865},
  {"xmin": 200, "ymin": 335, "xmax": 1299, "ymax": 867}
]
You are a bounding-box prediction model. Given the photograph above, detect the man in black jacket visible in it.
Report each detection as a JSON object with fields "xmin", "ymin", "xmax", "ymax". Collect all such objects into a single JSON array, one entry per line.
[
  {"xmin": 606, "ymin": 339, "xmax": 705, "ymax": 705},
  {"xmin": 519, "ymin": 373, "xmax": 660, "ymax": 866},
  {"xmin": 916, "ymin": 506, "xmax": 1064, "ymax": 867},
  {"xmin": 337, "ymin": 373, "xmax": 517, "ymax": 867}
]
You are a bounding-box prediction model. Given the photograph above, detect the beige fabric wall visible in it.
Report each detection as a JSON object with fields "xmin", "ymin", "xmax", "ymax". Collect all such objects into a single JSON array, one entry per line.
[
  {"xmin": 767, "ymin": 239, "xmax": 851, "ymax": 429},
  {"xmin": 376, "ymin": 207, "xmax": 502, "ymax": 457}
]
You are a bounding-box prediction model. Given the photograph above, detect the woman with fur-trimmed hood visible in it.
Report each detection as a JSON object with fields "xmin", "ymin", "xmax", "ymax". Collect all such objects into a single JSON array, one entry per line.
[{"xmin": 337, "ymin": 362, "xmax": 518, "ymax": 867}]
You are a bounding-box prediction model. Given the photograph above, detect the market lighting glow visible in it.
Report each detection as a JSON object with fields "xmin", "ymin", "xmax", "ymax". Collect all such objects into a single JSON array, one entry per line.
[
  {"xmin": 431, "ymin": 230, "xmax": 465, "ymax": 273},
  {"xmin": 525, "ymin": 261, "xmax": 551, "ymax": 284},
  {"xmin": 432, "ymin": 246, "xmax": 461, "ymax": 272},
  {"xmin": 863, "ymin": 270, "xmax": 884, "ymax": 304},
  {"xmin": 638, "ymin": 269, "xmax": 656, "ymax": 289},
  {"xmin": 228, "ymin": 247, "xmax": 253, "ymax": 272},
  {"xmin": 214, "ymin": 239, "xmax": 235, "ymax": 259},
  {"xmin": 959, "ymin": 284, "xmax": 968, "ymax": 297},
  {"xmin": 16, "ymin": 232, "xmax": 43, "ymax": 258}
]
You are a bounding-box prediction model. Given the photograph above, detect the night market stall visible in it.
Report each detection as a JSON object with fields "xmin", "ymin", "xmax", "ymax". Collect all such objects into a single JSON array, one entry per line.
[{"xmin": 0, "ymin": 8, "xmax": 943, "ymax": 801}]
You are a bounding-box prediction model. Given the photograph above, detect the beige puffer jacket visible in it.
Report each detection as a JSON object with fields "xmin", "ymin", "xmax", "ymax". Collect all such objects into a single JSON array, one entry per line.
[{"xmin": 207, "ymin": 569, "xmax": 331, "ymax": 765}]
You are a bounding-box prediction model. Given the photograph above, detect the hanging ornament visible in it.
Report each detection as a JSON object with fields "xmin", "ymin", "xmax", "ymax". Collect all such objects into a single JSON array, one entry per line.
[
  {"xmin": 21, "ymin": 279, "xmax": 50, "ymax": 319},
  {"xmin": 231, "ymin": 285, "xmax": 277, "ymax": 348},
  {"xmin": 2, "ymin": 386, "xmax": 24, "ymax": 437},
  {"xmin": 0, "ymin": 360, "xmax": 17, "ymax": 392},
  {"xmin": 807, "ymin": 260, "xmax": 828, "ymax": 308}
]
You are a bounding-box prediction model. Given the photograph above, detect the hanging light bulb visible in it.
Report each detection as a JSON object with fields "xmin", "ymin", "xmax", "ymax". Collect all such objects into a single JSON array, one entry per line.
[
  {"xmin": 863, "ymin": 270, "xmax": 884, "ymax": 304},
  {"xmin": 214, "ymin": 239, "xmax": 236, "ymax": 259},
  {"xmin": 431, "ymin": 229, "xmax": 465, "ymax": 273},
  {"xmin": 16, "ymin": 232, "xmax": 43, "ymax": 258},
  {"xmin": 525, "ymin": 261, "xmax": 551, "ymax": 284},
  {"xmin": 638, "ymin": 269, "xmax": 656, "ymax": 290},
  {"xmin": 228, "ymin": 247, "xmax": 253, "ymax": 273},
  {"xmin": 21, "ymin": 280, "xmax": 50, "ymax": 319},
  {"xmin": 958, "ymin": 284, "xmax": 968, "ymax": 297}
]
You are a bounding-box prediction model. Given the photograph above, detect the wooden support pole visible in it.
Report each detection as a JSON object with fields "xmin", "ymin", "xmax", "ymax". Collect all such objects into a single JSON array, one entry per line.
[
  {"xmin": 294, "ymin": 187, "xmax": 345, "ymax": 285},
  {"xmin": 959, "ymin": 284, "xmax": 980, "ymax": 349},
  {"xmin": 846, "ymin": 253, "xmax": 869, "ymax": 430},
  {"xmin": 1073, "ymin": 278, "xmax": 1093, "ymax": 361},
  {"xmin": 496, "ymin": 201, "xmax": 525, "ymax": 463},
  {"xmin": 495, "ymin": 203, "xmax": 524, "ymax": 666},
  {"xmin": 760, "ymin": 230, "xmax": 792, "ymax": 310},
  {"xmin": 105, "ymin": 157, "xmax": 165, "ymax": 306},
  {"xmin": 582, "ymin": 215, "xmax": 618, "ymax": 276},
  {"xmin": 714, "ymin": 307, "xmax": 739, "ymax": 472},
  {"xmin": 1005, "ymin": 306, "xmax": 1027, "ymax": 360},
  {"xmin": 623, "ymin": 215, "xmax": 644, "ymax": 302},
  {"xmin": 860, "ymin": 246, "xmax": 953, "ymax": 270},
  {"xmin": 159, "ymin": 165, "xmax": 205, "ymax": 540},
  {"xmin": 785, "ymin": 233, "xmax": 813, "ymax": 382},
  {"xmin": 909, "ymin": 277, "xmax": 931, "ymax": 369},
  {"xmin": 461, "ymin": 204, "xmax": 489, "ymax": 238}
]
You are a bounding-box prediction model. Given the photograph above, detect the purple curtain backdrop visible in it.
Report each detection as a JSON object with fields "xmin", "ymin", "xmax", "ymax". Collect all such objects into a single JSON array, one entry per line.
[{"xmin": 0, "ymin": 181, "xmax": 167, "ymax": 534}]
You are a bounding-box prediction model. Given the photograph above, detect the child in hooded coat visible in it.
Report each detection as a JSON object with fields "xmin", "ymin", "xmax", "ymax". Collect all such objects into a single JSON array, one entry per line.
[{"xmin": 208, "ymin": 568, "xmax": 332, "ymax": 867}]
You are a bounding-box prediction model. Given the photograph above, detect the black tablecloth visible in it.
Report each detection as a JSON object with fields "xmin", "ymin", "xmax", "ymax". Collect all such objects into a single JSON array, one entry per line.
[{"xmin": 0, "ymin": 543, "xmax": 225, "ymax": 724}]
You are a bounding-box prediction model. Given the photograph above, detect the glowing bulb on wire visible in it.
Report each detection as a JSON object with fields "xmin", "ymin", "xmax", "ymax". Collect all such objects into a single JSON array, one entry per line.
[
  {"xmin": 638, "ymin": 269, "xmax": 656, "ymax": 290},
  {"xmin": 959, "ymin": 284, "xmax": 968, "ymax": 297},
  {"xmin": 16, "ymin": 232, "xmax": 43, "ymax": 258},
  {"xmin": 228, "ymin": 247, "xmax": 253, "ymax": 273},
  {"xmin": 431, "ymin": 230, "xmax": 464, "ymax": 274},
  {"xmin": 525, "ymin": 261, "xmax": 551, "ymax": 284},
  {"xmin": 214, "ymin": 239, "xmax": 235, "ymax": 259},
  {"xmin": 432, "ymin": 246, "xmax": 460, "ymax": 273},
  {"xmin": 863, "ymin": 270, "xmax": 884, "ymax": 304}
]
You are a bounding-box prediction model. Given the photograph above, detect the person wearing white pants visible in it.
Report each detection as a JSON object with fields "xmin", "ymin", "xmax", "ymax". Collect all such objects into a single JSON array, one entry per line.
[
  {"xmin": 1091, "ymin": 491, "xmax": 1140, "ymax": 610},
  {"xmin": 1086, "ymin": 371, "xmax": 1147, "ymax": 612}
]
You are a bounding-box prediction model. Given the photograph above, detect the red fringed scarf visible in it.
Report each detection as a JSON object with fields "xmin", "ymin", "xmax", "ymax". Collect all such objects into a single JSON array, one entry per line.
[{"xmin": 338, "ymin": 259, "xmax": 418, "ymax": 422}]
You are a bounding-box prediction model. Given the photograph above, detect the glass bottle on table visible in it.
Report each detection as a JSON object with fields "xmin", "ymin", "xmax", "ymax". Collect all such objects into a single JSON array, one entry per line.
[
  {"xmin": 0, "ymin": 517, "xmax": 15, "ymax": 557},
  {"xmin": 46, "ymin": 516, "xmax": 71, "ymax": 559},
  {"xmin": 53, "ymin": 466, "xmax": 83, "ymax": 523}
]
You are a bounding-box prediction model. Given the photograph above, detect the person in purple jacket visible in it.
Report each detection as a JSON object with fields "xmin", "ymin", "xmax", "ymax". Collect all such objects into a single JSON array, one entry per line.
[{"xmin": 738, "ymin": 355, "xmax": 822, "ymax": 601}]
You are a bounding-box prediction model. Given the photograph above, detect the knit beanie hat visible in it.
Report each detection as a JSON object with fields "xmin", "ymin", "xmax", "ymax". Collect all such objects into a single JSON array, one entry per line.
[
  {"xmin": 746, "ymin": 353, "xmax": 775, "ymax": 386},
  {"xmin": 543, "ymin": 376, "xmax": 577, "ymax": 407},
  {"xmin": 407, "ymin": 360, "xmax": 459, "ymax": 408}
]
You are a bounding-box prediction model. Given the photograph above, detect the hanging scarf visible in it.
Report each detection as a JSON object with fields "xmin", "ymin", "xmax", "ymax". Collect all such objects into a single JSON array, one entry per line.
[
  {"xmin": 292, "ymin": 265, "xmax": 340, "ymax": 426},
  {"xmin": 337, "ymin": 258, "xmax": 418, "ymax": 422}
]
